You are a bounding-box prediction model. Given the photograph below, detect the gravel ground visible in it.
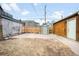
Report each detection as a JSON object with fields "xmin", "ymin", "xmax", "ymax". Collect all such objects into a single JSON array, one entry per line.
[{"xmin": 0, "ymin": 36, "xmax": 76, "ymax": 56}]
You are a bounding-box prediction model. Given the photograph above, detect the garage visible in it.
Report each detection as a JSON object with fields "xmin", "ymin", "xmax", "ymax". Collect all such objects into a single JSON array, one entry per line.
[{"xmin": 53, "ymin": 11, "xmax": 79, "ymax": 41}]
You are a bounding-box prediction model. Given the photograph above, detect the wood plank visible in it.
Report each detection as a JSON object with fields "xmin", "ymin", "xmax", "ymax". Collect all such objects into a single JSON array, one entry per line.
[{"xmin": 53, "ymin": 21, "xmax": 67, "ymax": 37}]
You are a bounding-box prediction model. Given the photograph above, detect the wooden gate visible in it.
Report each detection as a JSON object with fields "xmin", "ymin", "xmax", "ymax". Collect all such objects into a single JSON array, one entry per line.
[{"xmin": 53, "ymin": 21, "xmax": 67, "ymax": 37}]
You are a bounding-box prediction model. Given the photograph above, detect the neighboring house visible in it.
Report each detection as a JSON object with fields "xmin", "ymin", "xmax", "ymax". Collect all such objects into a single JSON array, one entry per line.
[
  {"xmin": 22, "ymin": 20, "xmax": 41, "ymax": 33},
  {"xmin": 0, "ymin": 6, "xmax": 23, "ymax": 39},
  {"xmin": 53, "ymin": 11, "xmax": 79, "ymax": 41},
  {"xmin": 24, "ymin": 20, "xmax": 40, "ymax": 27}
]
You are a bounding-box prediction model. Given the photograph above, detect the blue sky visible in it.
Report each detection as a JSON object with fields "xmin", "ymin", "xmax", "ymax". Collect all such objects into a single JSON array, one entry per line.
[{"xmin": 1, "ymin": 3, "xmax": 79, "ymax": 25}]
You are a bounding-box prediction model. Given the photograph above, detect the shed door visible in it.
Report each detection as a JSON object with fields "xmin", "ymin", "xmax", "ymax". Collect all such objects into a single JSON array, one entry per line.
[{"xmin": 67, "ymin": 19, "xmax": 76, "ymax": 40}]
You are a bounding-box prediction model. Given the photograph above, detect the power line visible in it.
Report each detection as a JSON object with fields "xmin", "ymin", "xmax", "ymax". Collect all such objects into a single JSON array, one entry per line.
[
  {"xmin": 30, "ymin": 3, "xmax": 48, "ymax": 25},
  {"xmin": 31, "ymin": 4, "xmax": 39, "ymax": 17},
  {"xmin": 30, "ymin": 4, "xmax": 51, "ymax": 25}
]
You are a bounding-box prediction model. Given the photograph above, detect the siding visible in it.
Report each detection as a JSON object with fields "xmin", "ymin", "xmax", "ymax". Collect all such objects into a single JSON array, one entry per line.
[{"xmin": 53, "ymin": 21, "xmax": 67, "ymax": 37}]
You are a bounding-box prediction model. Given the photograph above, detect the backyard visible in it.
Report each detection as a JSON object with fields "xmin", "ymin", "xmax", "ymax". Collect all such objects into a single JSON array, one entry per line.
[{"xmin": 0, "ymin": 34, "xmax": 76, "ymax": 56}]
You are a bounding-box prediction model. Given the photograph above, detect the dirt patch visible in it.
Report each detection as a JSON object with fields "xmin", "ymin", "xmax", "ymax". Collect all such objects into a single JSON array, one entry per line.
[{"xmin": 0, "ymin": 38, "xmax": 76, "ymax": 56}]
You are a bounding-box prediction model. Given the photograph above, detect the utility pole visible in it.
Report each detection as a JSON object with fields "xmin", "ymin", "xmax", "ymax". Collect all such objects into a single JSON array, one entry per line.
[
  {"xmin": 41, "ymin": 4, "xmax": 49, "ymax": 35},
  {"xmin": 44, "ymin": 5, "xmax": 46, "ymax": 24}
]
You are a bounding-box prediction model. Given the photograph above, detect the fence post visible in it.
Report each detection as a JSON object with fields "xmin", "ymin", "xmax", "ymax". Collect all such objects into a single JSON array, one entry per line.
[{"xmin": 0, "ymin": 18, "xmax": 3, "ymax": 40}]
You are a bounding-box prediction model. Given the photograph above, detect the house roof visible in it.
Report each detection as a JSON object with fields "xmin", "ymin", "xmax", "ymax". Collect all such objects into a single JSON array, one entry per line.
[
  {"xmin": 24, "ymin": 20, "xmax": 39, "ymax": 23},
  {"xmin": 22, "ymin": 20, "xmax": 40, "ymax": 27},
  {"xmin": 53, "ymin": 11, "xmax": 79, "ymax": 24},
  {"xmin": 0, "ymin": 5, "xmax": 4, "ymax": 11},
  {"xmin": 0, "ymin": 12, "xmax": 23, "ymax": 24},
  {"xmin": 0, "ymin": 5, "xmax": 23, "ymax": 24}
]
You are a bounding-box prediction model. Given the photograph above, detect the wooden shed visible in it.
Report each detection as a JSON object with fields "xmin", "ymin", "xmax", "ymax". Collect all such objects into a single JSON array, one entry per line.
[{"xmin": 53, "ymin": 11, "xmax": 79, "ymax": 41}]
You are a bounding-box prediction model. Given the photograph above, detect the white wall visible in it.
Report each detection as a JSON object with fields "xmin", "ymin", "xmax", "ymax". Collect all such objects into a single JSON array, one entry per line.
[
  {"xmin": 67, "ymin": 17, "xmax": 76, "ymax": 40},
  {"xmin": 41, "ymin": 25, "xmax": 49, "ymax": 35},
  {"xmin": 1, "ymin": 18, "xmax": 22, "ymax": 37},
  {"xmin": 2, "ymin": 18, "xmax": 9, "ymax": 37}
]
